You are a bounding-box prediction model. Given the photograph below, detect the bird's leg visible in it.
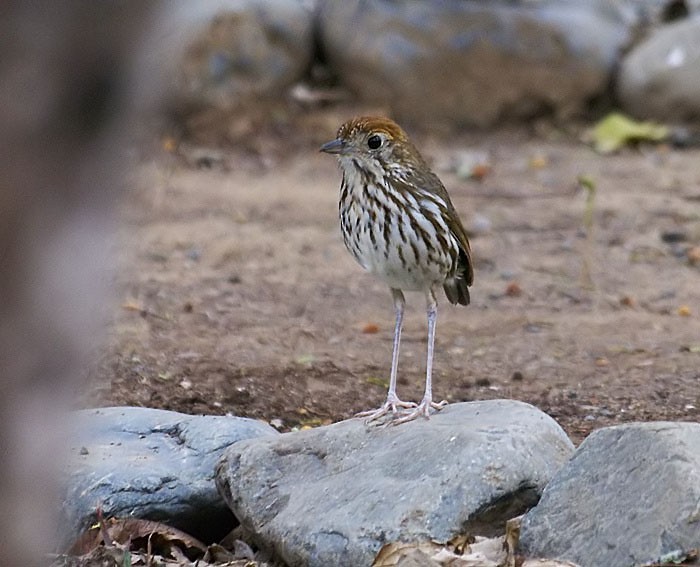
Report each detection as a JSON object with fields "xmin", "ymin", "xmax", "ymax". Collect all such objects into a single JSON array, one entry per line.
[
  {"xmin": 393, "ymin": 288, "xmax": 447, "ymax": 425},
  {"xmin": 356, "ymin": 289, "xmax": 416, "ymax": 422}
]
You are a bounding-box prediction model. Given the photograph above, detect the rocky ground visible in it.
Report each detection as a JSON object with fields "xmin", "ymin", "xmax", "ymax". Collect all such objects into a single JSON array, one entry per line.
[{"xmin": 84, "ymin": 108, "xmax": 700, "ymax": 445}]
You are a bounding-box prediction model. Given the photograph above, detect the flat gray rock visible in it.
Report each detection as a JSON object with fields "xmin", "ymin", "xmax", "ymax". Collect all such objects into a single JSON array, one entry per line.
[
  {"xmin": 318, "ymin": 0, "xmax": 632, "ymax": 127},
  {"xmin": 519, "ymin": 422, "xmax": 700, "ymax": 567},
  {"xmin": 216, "ymin": 400, "xmax": 574, "ymax": 567},
  {"xmin": 618, "ymin": 17, "xmax": 700, "ymax": 120},
  {"xmin": 60, "ymin": 407, "xmax": 277, "ymax": 549}
]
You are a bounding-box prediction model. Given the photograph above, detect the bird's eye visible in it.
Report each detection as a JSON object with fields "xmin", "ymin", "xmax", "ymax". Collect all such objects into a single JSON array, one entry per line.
[{"xmin": 367, "ymin": 135, "xmax": 382, "ymax": 150}]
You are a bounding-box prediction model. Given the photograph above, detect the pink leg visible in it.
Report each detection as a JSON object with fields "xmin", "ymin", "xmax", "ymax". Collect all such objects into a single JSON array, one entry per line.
[
  {"xmin": 356, "ymin": 289, "xmax": 416, "ymax": 422},
  {"xmin": 393, "ymin": 288, "xmax": 447, "ymax": 425}
]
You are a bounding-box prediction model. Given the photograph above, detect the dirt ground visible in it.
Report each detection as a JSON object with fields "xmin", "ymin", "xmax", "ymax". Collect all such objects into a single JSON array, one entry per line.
[{"xmin": 85, "ymin": 108, "xmax": 700, "ymax": 444}]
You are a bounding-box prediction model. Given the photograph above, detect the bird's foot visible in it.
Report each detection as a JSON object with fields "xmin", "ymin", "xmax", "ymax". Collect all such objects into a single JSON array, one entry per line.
[
  {"xmin": 391, "ymin": 397, "xmax": 448, "ymax": 425},
  {"xmin": 355, "ymin": 394, "xmax": 417, "ymax": 424}
]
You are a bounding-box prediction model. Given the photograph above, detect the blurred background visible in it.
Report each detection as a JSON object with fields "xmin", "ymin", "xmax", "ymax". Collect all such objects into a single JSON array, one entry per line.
[
  {"xmin": 2, "ymin": 0, "xmax": 700, "ymax": 564},
  {"xmin": 94, "ymin": 0, "xmax": 700, "ymax": 440}
]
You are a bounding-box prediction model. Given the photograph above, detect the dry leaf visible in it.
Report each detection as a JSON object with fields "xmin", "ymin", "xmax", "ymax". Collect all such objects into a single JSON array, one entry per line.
[
  {"xmin": 372, "ymin": 541, "xmax": 442, "ymax": 566},
  {"xmin": 504, "ymin": 515, "xmax": 522, "ymax": 567},
  {"xmin": 470, "ymin": 163, "xmax": 491, "ymax": 180},
  {"xmin": 529, "ymin": 155, "xmax": 548, "ymax": 169},
  {"xmin": 161, "ymin": 136, "xmax": 178, "ymax": 153},
  {"xmin": 363, "ymin": 322, "xmax": 381, "ymax": 334},
  {"xmin": 522, "ymin": 560, "xmax": 581, "ymax": 567},
  {"xmin": 67, "ymin": 517, "xmax": 207, "ymax": 560},
  {"xmin": 505, "ymin": 282, "xmax": 522, "ymax": 297},
  {"xmin": 687, "ymin": 246, "xmax": 700, "ymax": 265}
]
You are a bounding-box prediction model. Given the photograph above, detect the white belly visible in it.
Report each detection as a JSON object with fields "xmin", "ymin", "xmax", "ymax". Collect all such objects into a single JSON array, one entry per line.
[{"xmin": 341, "ymin": 201, "xmax": 452, "ymax": 291}]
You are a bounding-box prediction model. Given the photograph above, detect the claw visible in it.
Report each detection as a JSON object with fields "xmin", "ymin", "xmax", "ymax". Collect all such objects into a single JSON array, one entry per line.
[
  {"xmin": 391, "ymin": 398, "xmax": 448, "ymax": 425},
  {"xmin": 355, "ymin": 395, "xmax": 416, "ymax": 423}
]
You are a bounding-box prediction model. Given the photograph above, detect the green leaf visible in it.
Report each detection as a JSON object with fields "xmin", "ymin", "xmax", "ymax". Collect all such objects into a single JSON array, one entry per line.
[
  {"xmin": 295, "ymin": 353, "xmax": 315, "ymax": 365},
  {"xmin": 366, "ymin": 376, "xmax": 389, "ymax": 388},
  {"xmin": 591, "ymin": 112, "xmax": 669, "ymax": 154}
]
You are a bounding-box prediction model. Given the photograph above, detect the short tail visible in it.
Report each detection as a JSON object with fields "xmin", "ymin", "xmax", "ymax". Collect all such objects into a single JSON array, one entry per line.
[
  {"xmin": 443, "ymin": 277, "xmax": 470, "ymax": 306},
  {"xmin": 444, "ymin": 245, "xmax": 473, "ymax": 306}
]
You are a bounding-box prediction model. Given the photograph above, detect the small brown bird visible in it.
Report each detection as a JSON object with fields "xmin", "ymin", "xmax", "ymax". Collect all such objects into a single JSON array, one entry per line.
[{"xmin": 321, "ymin": 116, "xmax": 473, "ymax": 423}]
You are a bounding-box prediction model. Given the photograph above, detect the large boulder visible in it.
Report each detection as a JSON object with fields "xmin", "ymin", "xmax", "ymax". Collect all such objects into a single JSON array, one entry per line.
[
  {"xmin": 216, "ymin": 400, "xmax": 574, "ymax": 567},
  {"xmin": 147, "ymin": 0, "xmax": 315, "ymax": 112},
  {"xmin": 60, "ymin": 407, "xmax": 277, "ymax": 549},
  {"xmin": 519, "ymin": 422, "xmax": 700, "ymax": 567},
  {"xmin": 618, "ymin": 17, "xmax": 700, "ymax": 121},
  {"xmin": 317, "ymin": 0, "xmax": 633, "ymax": 127}
]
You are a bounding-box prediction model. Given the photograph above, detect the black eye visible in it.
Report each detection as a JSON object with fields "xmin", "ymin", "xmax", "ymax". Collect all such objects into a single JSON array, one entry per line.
[{"xmin": 367, "ymin": 135, "xmax": 382, "ymax": 150}]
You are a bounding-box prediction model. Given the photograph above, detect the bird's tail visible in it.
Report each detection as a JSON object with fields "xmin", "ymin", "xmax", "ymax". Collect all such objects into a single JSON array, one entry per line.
[{"xmin": 443, "ymin": 277, "xmax": 470, "ymax": 306}]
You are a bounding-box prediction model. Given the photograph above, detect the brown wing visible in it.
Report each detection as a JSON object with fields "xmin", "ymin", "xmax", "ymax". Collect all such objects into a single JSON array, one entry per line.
[
  {"xmin": 440, "ymin": 190, "xmax": 473, "ymax": 306},
  {"xmin": 404, "ymin": 165, "xmax": 474, "ymax": 306}
]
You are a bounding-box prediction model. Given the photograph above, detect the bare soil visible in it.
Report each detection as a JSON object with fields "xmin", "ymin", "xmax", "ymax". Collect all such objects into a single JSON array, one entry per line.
[{"xmin": 86, "ymin": 109, "xmax": 700, "ymax": 444}]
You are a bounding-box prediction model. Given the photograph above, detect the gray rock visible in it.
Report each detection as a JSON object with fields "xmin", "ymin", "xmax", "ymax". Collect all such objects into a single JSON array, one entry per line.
[
  {"xmin": 216, "ymin": 400, "xmax": 573, "ymax": 567},
  {"xmin": 317, "ymin": 0, "xmax": 632, "ymax": 127},
  {"xmin": 618, "ymin": 17, "xmax": 700, "ymax": 120},
  {"xmin": 519, "ymin": 422, "xmax": 700, "ymax": 567},
  {"xmin": 60, "ymin": 407, "xmax": 277, "ymax": 548},
  {"xmin": 147, "ymin": 0, "xmax": 314, "ymax": 112}
]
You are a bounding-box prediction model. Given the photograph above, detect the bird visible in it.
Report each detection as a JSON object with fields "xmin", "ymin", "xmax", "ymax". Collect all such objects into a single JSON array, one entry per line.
[{"xmin": 320, "ymin": 116, "xmax": 473, "ymax": 424}]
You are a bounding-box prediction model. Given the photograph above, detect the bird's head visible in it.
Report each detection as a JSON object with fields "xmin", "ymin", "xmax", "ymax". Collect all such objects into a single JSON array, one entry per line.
[{"xmin": 320, "ymin": 116, "xmax": 424, "ymax": 175}]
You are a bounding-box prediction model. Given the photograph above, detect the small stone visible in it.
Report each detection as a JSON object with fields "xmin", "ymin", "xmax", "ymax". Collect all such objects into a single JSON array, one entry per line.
[
  {"xmin": 469, "ymin": 214, "xmax": 493, "ymax": 236},
  {"xmin": 660, "ymin": 230, "xmax": 687, "ymax": 243}
]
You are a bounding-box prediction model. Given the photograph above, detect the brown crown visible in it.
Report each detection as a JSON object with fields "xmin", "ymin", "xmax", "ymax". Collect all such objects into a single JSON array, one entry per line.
[{"xmin": 337, "ymin": 116, "xmax": 409, "ymax": 142}]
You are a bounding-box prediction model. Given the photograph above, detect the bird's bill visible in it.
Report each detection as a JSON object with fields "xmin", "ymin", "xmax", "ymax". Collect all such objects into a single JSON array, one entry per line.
[{"xmin": 319, "ymin": 138, "xmax": 346, "ymax": 155}]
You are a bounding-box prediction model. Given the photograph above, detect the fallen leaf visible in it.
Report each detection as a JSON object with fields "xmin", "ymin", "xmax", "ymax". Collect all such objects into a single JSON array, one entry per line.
[
  {"xmin": 366, "ymin": 376, "xmax": 389, "ymax": 388},
  {"xmin": 372, "ymin": 541, "xmax": 441, "ymax": 566},
  {"xmin": 522, "ymin": 560, "xmax": 582, "ymax": 566},
  {"xmin": 362, "ymin": 322, "xmax": 380, "ymax": 334},
  {"xmin": 590, "ymin": 112, "xmax": 669, "ymax": 154},
  {"xmin": 529, "ymin": 154, "xmax": 548, "ymax": 169},
  {"xmin": 505, "ymin": 282, "xmax": 522, "ymax": 297},
  {"xmin": 470, "ymin": 163, "xmax": 492, "ymax": 180},
  {"xmin": 504, "ymin": 515, "xmax": 522, "ymax": 567},
  {"xmin": 68, "ymin": 517, "xmax": 207, "ymax": 560},
  {"xmin": 161, "ymin": 136, "xmax": 178, "ymax": 153},
  {"xmin": 687, "ymin": 246, "xmax": 700, "ymax": 265},
  {"xmin": 295, "ymin": 353, "xmax": 315, "ymax": 365}
]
